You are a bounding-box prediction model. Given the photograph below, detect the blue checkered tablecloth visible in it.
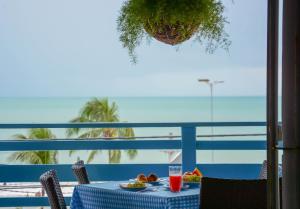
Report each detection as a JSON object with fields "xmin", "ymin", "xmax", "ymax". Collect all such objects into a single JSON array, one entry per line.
[{"xmin": 70, "ymin": 180, "xmax": 200, "ymax": 209}]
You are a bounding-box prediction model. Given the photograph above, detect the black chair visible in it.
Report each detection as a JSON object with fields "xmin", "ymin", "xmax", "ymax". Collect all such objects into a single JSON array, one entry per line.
[
  {"xmin": 200, "ymin": 177, "xmax": 267, "ymax": 209},
  {"xmin": 259, "ymin": 160, "xmax": 283, "ymax": 179},
  {"xmin": 72, "ymin": 160, "xmax": 90, "ymax": 184},
  {"xmin": 259, "ymin": 160, "xmax": 268, "ymax": 179},
  {"xmin": 40, "ymin": 170, "xmax": 67, "ymax": 209},
  {"xmin": 258, "ymin": 160, "xmax": 283, "ymax": 209}
]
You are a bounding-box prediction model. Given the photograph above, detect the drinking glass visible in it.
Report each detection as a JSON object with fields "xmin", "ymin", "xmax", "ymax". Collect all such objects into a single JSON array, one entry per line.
[{"xmin": 169, "ymin": 166, "xmax": 182, "ymax": 192}]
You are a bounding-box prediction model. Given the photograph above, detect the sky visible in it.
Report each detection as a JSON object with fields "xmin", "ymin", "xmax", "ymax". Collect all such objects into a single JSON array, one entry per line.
[{"xmin": 0, "ymin": 0, "xmax": 278, "ymax": 97}]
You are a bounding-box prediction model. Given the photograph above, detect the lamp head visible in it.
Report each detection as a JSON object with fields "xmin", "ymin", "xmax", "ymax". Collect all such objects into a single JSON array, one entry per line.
[{"xmin": 198, "ymin": 79, "xmax": 210, "ymax": 83}]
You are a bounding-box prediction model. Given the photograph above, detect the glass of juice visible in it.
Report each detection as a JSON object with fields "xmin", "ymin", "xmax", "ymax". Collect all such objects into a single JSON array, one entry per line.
[{"xmin": 169, "ymin": 166, "xmax": 182, "ymax": 192}]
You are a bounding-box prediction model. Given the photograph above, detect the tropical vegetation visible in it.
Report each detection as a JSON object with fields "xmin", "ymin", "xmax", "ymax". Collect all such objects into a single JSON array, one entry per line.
[
  {"xmin": 67, "ymin": 98, "xmax": 136, "ymax": 163},
  {"xmin": 8, "ymin": 128, "xmax": 57, "ymax": 202},
  {"xmin": 8, "ymin": 128, "xmax": 57, "ymax": 164},
  {"xmin": 117, "ymin": 0, "xmax": 230, "ymax": 63}
]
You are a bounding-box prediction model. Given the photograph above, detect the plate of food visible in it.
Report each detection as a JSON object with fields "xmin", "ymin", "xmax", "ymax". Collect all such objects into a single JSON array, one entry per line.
[
  {"xmin": 135, "ymin": 173, "xmax": 163, "ymax": 185},
  {"xmin": 182, "ymin": 168, "xmax": 203, "ymax": 188},
  {"xmin": 119, "ymin": 181, "xmax": 147, "ymax": 191}
]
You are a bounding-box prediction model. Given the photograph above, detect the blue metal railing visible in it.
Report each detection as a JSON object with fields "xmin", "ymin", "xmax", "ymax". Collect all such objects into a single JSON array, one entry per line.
[{"xmin": 0, "ymin": 121, "xmax": 266, "ymax": 207}]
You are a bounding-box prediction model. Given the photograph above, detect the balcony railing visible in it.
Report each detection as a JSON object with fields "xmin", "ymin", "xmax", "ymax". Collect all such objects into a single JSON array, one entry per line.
[{"xmin": 0, "ymin": 121, "xmax": 266, "ymax": 207}]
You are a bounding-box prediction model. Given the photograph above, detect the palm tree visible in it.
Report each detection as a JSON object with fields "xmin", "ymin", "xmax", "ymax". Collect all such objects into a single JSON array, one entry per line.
[
  {"xmin": 8, "ymin": 128, "xmax": 57, "ymax": 203},
  {"xmin": 8, "ymin": 128, "xmax": 58, "ymax": 164},
  {"xmin": 67, "ymin": 98, "xmax": 136, "ymax": 163}
]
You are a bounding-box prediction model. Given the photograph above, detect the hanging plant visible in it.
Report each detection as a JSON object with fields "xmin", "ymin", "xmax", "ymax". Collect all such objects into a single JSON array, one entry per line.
[{"xmin": 117, "ymin": 0, "xmax": 231, "ymax": 63}]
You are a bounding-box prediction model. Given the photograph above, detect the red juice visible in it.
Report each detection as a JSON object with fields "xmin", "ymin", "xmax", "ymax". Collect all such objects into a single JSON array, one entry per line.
[{"xmin": 169, "ymin": 175, "xmax": 182, "ymax": 192}]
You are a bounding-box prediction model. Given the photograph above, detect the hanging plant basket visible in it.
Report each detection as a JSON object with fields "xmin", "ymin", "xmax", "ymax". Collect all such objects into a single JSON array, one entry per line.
[
  {"xmin": 117, "ymin": 0, "xmax": 230, "ymax": 63},
  {"xmin": 143, "ymin": 22, "xmax": 199, "ymax": 45}
]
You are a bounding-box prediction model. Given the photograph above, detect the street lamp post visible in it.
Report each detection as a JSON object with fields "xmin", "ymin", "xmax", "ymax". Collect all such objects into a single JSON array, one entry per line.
[{"xmin": 198, "ymin": 79, "xmax": 224, "ymax": 162}]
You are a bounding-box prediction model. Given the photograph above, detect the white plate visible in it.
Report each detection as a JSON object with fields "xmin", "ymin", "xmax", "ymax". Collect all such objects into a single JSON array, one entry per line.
[
  {"xmin": 119, "ymin": 183, "xmax": 147, "ymax": 191},
  {"xmin": 130, "ymin": 178, "xmax": 164, "ymax": 185},
  {"xmin": 183, "ymin": 181, "xmax": 200, "ymax": 188}
]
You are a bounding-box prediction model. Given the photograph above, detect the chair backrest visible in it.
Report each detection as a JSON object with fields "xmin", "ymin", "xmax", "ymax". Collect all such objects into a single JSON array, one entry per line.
[
  {"xmin": 259, "ymin": 160, "xmax": 268, "ymax": 179},
  {"xmin": 40, "ymin": 170, "xmax": 67, "ymax": 209},
  {"xmin": 200, "ymin": 177, "xmax": 267, "ymax": 209},
  {"xmin": 72, "ymin": 160, "xmax": 90, "ymax": 184},
  {"xmin": 259, "ymin": 160, "xmax": 283, "ymax": 209},
  {"xmin": 259, "ymin": 160, "xmax": 282, "ymax": 179}
]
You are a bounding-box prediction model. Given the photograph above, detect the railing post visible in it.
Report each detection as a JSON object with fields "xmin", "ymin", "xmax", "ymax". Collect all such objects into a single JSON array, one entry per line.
[{"xmin": 181, "ymin": 126, "xmax": 196, "ymax": 172}]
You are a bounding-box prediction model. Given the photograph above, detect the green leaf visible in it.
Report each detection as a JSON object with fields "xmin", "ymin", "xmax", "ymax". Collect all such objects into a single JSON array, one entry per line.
[
  {"xmin": 8, "ymin": 129, "xmax": 58, "ymax": 165},
  {"xmin": 66, "ymin": 98, "xmax": 137, "ymax": 163}
]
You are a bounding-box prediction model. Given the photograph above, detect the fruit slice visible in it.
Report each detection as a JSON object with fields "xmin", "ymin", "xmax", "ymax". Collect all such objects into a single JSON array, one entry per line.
[{"xmin": 192, "ymin": 168, "xmax": 203, "ymax": 177}]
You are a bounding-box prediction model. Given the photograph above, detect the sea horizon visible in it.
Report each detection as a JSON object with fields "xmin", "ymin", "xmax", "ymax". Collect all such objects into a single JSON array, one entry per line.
[{"xmin": 0, "ymin": 95, "xmax": 270, "ymax": 98}]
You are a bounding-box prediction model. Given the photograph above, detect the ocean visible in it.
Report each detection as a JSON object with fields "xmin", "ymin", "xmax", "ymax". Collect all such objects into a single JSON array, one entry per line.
[{"xmin": 0, "ymin": 97, "xmax": 279, "ymax": 165}]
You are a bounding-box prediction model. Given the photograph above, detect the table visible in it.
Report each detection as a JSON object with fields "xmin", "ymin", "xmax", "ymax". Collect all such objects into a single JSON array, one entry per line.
[{"xmin": 70, "ymin": 181, "xmax": 200, "ymax": 209}]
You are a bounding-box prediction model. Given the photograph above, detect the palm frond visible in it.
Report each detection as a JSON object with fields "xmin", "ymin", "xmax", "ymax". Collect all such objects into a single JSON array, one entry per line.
[
  {"xmin": 8, "ymin": 151, "xmax": 43, "ymax": 164},
  {"xmin": 67, "ymin": 98, "xmax": 137, "ymax": 164},
  {"xmin": 51, "ymin": 151, "xmax": 58, "ymax": 164},
  {"xmin": 78, "ymin": 128, "xmax": 104, "ymax": 139},
  {"xmin": 118, "ymin": 128, "xmax": 135, "ymax": 138},
  {"xmin": 69, "ymin": 150, "xmax": 77, "ymax": 157},
  {"xmin": 8, "ymin": 128, "xmax": 57, "ymax": 165},
  {"xmin": 29, "ymin": 128, "xmax": 56, "ymax": 139},
  {"xmin": 12, "ymin": 134, "xmax": 27, "ymax": 140},
  {"xmin": 109, "ymin": 150, "xmax": 121, "ymax": 164},
  {"xmin": 125, "ymin": 149, "xmax": 138, "ymax": 160},
  {"xmin": 87, "ymin": 150, "xmax": 100, "ymax": 163},
  {"xmin": 66, "ymin": 116, "xmax": 90, "ymax": 137}
]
